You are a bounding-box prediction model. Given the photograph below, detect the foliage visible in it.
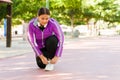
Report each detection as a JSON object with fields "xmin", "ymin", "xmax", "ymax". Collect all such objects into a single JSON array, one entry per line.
[
  {"xmin": 0, "ymin": 0, "xmax": 120, "ymax": 26},
  {"xmin": 0, "ymin": 4, "xmax": 7, "ymax": 21},
  {"xmin": 12, "ymin": 0, "xmax": 46, "ymax": 23}
]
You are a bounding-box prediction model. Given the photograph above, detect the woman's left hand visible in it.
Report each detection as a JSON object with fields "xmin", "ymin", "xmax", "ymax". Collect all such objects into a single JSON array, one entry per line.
[{"xmin": 50, "ymin": 56, "xmax": 59, "ymax": 64}]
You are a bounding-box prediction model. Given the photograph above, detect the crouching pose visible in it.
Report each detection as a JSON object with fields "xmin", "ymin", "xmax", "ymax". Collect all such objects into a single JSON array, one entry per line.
[{"xmin": 27, "ymin": 7, "xmax": 64, "ymax": 71}]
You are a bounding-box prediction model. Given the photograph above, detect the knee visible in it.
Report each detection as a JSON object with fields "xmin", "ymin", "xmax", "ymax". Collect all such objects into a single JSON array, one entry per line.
[{"xmin": 45, "ymin": 35, "xmax": 58, "ymax": 46}]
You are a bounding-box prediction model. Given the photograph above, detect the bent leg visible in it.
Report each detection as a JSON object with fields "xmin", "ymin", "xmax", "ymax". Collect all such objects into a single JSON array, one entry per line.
[
  {"xmin": 36, "ymin": 56, "xmax": 46, "ymax": 69},
  {"xmin": 45, "ymin": 35, "xmax": 58, "ymax": 59},
  {"xmin": 36, "ymin": 35, "xmax": 58, "ymax": 69}
]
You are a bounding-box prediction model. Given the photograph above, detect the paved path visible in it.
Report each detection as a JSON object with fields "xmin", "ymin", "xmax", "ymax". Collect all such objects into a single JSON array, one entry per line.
[
  {"xmin": 0, "ymin": 39, "xmax": 32, "ymax": 59},
  {"xmin": 0, "ymin": 36, "xmax": 120, "ymax": 80}
]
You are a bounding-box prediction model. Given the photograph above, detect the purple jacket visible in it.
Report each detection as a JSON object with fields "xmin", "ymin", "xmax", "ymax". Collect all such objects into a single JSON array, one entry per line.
[{"xmin": 27, "ymin": 18, "xmax": 64, "ymax": 57}]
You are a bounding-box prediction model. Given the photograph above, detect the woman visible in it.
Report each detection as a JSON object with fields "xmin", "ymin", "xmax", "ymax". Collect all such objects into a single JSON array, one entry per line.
[{"xmin": 27, "ymin": 7, "xmax": 64, "ymax": 71}]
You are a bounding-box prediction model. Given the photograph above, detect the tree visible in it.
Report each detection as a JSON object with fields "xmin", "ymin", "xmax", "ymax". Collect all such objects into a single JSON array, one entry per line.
[
  {"xmin": 12, "ymin": 0, "xmax": 46, "ymax": 23},
  {"xmin": 1, "ymin": 0, "xmax": 119, "ymax": 27},
  {"xmin": 94, "ymin": 0, "xmax": 120, "ymax": 23},
  {"xmin": 50, "ymin": 0, "xmax": 83, "ymax": 27},
  {"xmin": 0, "ymin": 4, "xmax": 7, "ymax": 21}
]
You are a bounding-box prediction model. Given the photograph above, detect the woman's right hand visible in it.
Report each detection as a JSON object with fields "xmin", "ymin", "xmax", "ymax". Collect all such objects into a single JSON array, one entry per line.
[{"xmin": 39, "ymin": 54, "xmax": 48, "ymax": 64}]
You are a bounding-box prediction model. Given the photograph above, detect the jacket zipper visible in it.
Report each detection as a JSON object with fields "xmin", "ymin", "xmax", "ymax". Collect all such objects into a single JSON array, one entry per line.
[{"xmin": 41, "ymin": 31, "xmax": 44, "ymax": 47}]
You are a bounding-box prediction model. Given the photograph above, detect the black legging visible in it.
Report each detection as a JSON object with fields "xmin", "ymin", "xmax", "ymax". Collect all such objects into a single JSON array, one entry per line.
[{"xmin": 36, "ymin": 35, "xmax": 58, "ymax": 69}]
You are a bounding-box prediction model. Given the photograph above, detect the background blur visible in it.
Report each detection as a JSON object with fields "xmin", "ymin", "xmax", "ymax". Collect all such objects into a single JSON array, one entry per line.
[{"xmin": 0, "ymin": 0, "xmax": 120, "ymax": 40}]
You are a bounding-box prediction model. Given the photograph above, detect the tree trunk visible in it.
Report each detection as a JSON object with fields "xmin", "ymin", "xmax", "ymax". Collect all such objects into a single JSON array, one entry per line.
[{"xmin": 70, "ymin": 15, "xmax": 74, "ymax": 37}]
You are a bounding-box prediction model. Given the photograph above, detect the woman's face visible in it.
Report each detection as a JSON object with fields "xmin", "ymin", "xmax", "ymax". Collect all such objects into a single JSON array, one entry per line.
[{"xmin": 38, "ymin": 14, "xmax": 50, "ymax": 26}]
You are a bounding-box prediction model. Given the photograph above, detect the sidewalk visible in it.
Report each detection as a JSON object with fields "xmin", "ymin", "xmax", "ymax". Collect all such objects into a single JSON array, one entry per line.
[
  {"xmin": 0, "ymin": 38, "xmax": 32, "ymax": 59},
  {"xmin": 0, "ymin": 36, "xmax": 74, "ymax": 59},
  {"xmin": 0, "ymin": 35, "xmax": 119, "ymax": 59},
  {"xmin": 0, "ymin": 36, "xmax": 120, "ymax": 80}
]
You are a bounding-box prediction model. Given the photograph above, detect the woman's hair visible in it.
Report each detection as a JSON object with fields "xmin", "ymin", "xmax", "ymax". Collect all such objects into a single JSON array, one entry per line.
[{"xmin": 37, "ymin": 7, "xmax": 50, "ymax": 16}]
